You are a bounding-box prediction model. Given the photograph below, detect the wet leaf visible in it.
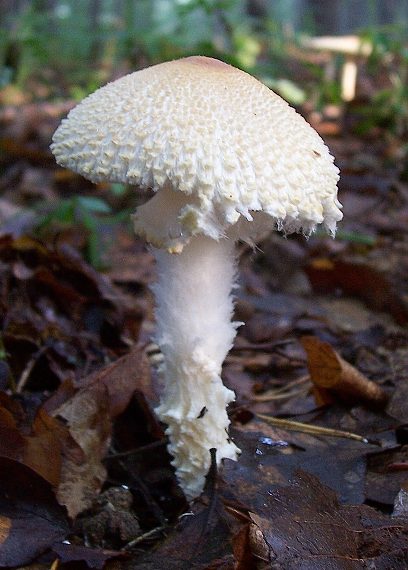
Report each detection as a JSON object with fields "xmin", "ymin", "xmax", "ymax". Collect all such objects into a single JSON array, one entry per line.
[
  {"xmin": 224, "ymin": 421, "xmax": 375, "ymax": 506},
  {"xmin": 134, "ymin": 497, "xmax": 245, "ymax": 570},
  {"xmin": 51, "ymin": 542, "xmax": 125, "ymax": 569},
  {"xmin": 0, "ymin": 457, "xmax": 69, "ymax": 567},
  {"xmin": 249, "ymin": 471, "xmax": 408, "ymax": 569},
  {"xmin": 76, "ymin": 345, "xmax": 155, "ymax": 417},
  {"xmin": 366, "ymin": 446, "xmax": 408, "ymax": 507},
  {"xmin": 386, "ymin": 348, "xmax": 408, "ymax": 424},
  {"xmin": 2, "ymin": 93, "xmax": 408, "ymax": 567}
]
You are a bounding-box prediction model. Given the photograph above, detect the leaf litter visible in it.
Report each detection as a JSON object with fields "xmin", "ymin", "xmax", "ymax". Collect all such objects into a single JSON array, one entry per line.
[{"xmin": 1, "ymin": 96, "xmax": 408, "ymax": 569}]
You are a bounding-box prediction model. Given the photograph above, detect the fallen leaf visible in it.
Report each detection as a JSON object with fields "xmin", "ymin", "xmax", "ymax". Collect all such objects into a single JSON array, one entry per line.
[
  {"xmin": 44, "ymin": 345, "xmax": 152, "ymax": 518},
  {"xmin": 0, "ymin": 457, "xmax": 69, "ymax": 567},
  {"xmin": 301, "ymin": 335, "xmax": 388, "ymax": 408},
  {"xmin": 0, "ymin": 235, "xmax": 143, "ymax": 392},
  {"xmin": 77, "ymin": 345, "xmax": 155, "ymax": 417},
  {"xmin": 51, "ymin": 542, "xmax": 125, "ymax": 569},
  {"xmin": 134, "ymin": 495, "xmax": 246, "ymax": 570},
  {"xmin": 366, "ymin": 446, "xmax": 408, "ymax": 507},
  {"xmin": 306, "ymin": 258, "xmax": 408, "ymax": 325},
  {"xmin": 0, "ymin": 392, "xmax": 76, "ymax": 487},
  {"xmin": 224, "ymin": 422, "xmax": 376, "ymax": 506},
  {"xmin": 53, "ymin": 381, "xmax": 111, "ymax": 519},
  {"xmin": 248, "ymin": 471, "xmax": 408, "ymax": 569}
]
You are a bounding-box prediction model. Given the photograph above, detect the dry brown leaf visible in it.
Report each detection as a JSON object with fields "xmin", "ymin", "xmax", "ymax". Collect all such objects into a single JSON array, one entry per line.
[
  {"xmin": 23, "ymin": 409, "xmax": 63, "ymax": 487},
  {"xmin": 77, "ymin": 345, "xmax": 156, "ymax": 416},
  {"xmin": 54, "ymin": 382, "xmax": 111, "ymax": 519},
  {"xmin": 301, "ymin": 336, "xmax": 388, "ymax": 408},
  {"xmin": 48, "ymin": 346, "xmax": 152, "ymax": 518},
  {"xmin": 0, "ymin": 392, "xmax": 72, "ymax": 487}
]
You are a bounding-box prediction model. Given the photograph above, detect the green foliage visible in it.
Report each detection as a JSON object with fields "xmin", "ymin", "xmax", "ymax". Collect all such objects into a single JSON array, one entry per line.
[
  {"xmin": 0, "ymin": 0, "xmax": 262, "ymax": 95},
  {"xmin": 357, "ymin": 26, "xmax": 408, "ymax": 138},
  {"xmin": 0, "ymin": 335, "xmax": 7, "ymax": 361},
  {"xmin": 362, "ymin": 24, "xmax": 408, "ymax": 68},
  {"xmin": 300, "ymin": 57, "xmax": 343, "ymax": 109},
  {"xmin": 2, "ymin": 1, "xmax": 407, "ymax": 144},
  {"xmin": 35, "ymin": 195, "xmax": 129, "ymax": 269},
  {"xmin": 1, "ymin": 0, "xmax": 120, "ymax": 93},
  {"xmin": 315, "ymin": 229, "xmax": 377, "ymax": 246},
  {"xmin": 355, "ymin": 76, "xmax": 408, "ymax": 137},
  {"xmin": 1, "ymin": 2, "xmax": 50, "ymax": 87}
]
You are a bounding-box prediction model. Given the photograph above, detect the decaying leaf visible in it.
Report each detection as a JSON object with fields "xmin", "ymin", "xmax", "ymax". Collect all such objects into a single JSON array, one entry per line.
[
  {"xmin": 0, "ymin": 457, "xmax": 69, "ymax": 567},
  {"xmin": 0, "ymin": 391, "xmax": 77, "ymax": 487},
  {"xmin": 249, "ymin": 470, "xmax": 408, "ymax": 569},
  {"xmin": 0, "ymin": 235, "xmax": 143, "ymax": 392},
  {"xmin": 366, "ymin": 445, "xmax": 408, "ymax": 507},
  {"xmin": 54, "ymin": 381, "xmax": 112, "ymax": 519},
  {"xmin": 133, "ymin": 495, "xmax": 247, "ymax": 570},
  {"xmin": 2, "ymin": 92, "xmax": 408, "ymax": 568},
  {"xmin": 51, "ymin": 542, "xmax": 125, "ymax": 569},
  {"xmin": 44, "ymin": 345, "xmax": 152, "ymax": 518},
  {"xmin": 306, "ymin": 256, "xmax": 408, "ymax": 325},
  {"xmin": 76, "ymin": 344, "xmax": 156, "ymax": 417},
  {"xmin": 224, "ymin": 421, "xmax": 375, "ymax": 506}
]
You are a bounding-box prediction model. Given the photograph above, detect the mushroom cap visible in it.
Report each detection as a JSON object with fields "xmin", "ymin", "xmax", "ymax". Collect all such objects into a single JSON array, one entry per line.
[
  {"xmin": 51, "ymin": 56, "xmax": 342, "ymax": 250},
  {"xmin": 302, "ymin": 35, "xmax": 372, "ymax": 57}
]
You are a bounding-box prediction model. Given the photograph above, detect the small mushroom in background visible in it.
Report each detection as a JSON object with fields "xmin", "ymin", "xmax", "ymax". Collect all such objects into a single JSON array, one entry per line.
[
  {"xmin": 51, "ymin": 56, "xmax": 342, "ymax": 500},
  {"xmin": 301, "ymin": 35, "xmax": 372, "ymax": 102}
]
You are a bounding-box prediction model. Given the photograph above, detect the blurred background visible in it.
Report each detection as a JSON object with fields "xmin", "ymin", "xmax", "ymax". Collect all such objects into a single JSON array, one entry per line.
[
  {"xmin": 0, "ymin": 0, "xmax": 407, "ymax": 267},
  {"xmin": 1, "ymin": 0, "xmax": 407, "ymax": 108},
  {"xmin": 2, "ymin": 5, "xmax": 408, "ymax": 563}
]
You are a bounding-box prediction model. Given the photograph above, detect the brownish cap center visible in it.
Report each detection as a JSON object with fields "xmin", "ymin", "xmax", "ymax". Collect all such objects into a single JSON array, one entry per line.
[{"xmin": 181, "ymin": 56, "xmax": 233, "ymax": 71}]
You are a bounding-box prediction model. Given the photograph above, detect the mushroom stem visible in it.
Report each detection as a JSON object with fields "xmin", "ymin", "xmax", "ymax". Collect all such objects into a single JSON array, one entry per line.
[{"xmin": 152, "ymin": 236, "xmax": 240, "ymax": 499}]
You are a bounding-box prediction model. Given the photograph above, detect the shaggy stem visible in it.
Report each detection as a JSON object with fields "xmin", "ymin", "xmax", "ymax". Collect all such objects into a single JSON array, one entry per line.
[{"xmin": 152, "ymin": 236, "xmax": 240, "ymax": 499}]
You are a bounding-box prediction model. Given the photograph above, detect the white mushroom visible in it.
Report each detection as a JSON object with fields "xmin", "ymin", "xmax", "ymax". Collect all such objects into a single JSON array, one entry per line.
[
  {"xmin": 301, "ymin": 35, "xmax": 373, "ymax": 102},
  {"xmin": 51, "ymin": 56, "xmax": 342, "ymax": 500}
]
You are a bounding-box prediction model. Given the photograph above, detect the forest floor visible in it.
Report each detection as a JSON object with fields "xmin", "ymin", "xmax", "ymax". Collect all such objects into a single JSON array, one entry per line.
[{"xmin": 1, "ymin": 96, "xmax": 408, "ymax": 569}]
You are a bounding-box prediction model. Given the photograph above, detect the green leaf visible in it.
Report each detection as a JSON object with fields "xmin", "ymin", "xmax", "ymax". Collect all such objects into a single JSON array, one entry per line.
[
  {"xmin": 109, "ymin": 183, "xmax": 128, "ymax": 196},
  {"xmin": 316, "ymin": 229, "xmax": 376, "ymax": 246},
  {"xmin": 77, "ymin": 196, "xmax": 112, "ymax": 214}
]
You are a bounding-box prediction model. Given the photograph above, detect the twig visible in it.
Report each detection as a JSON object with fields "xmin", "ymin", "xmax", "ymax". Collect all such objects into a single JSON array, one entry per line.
[
  {"xmin": 231, "ymin": 338, "xmax": 295, "ymax": 353},
  {"xmin": 256, "ymin": 413, "xmax": 380, "ymax": 445},
  {"xmin": 252, "ymin": 375, "xmax": 310, "ymax": 402},
  {"xmin": 123, "ymin": 525, "xmax": 167, "ymax": 550},
  {"xmin": 104, "ymin": 439, "xmax": 167, "ymax": 461},
  {"xmin": 388, "ymin": 463, "xmax": 408, "ymax": 472},
  {"xmin": 253, "ymin": 389, "xmax": 307, "ymax": 402},
  {"xmin": 16, "ymin": 345, "xmax": 47, "ymax": 393}
]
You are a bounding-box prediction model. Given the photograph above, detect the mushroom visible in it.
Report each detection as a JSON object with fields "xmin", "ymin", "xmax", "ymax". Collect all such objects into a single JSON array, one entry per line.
[
  {"xmin": 301, "ymin": 35, "xmax": 372, "ymax": 102},
  {"xmin": 51, "ymin": 56, "xmax": 342, "ymax": 500}
]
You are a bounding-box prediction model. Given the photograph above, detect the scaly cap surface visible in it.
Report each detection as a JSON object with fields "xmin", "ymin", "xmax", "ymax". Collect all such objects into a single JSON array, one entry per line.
[{"xmin": 51, "ymin": 56, "xmax": 342, "ymax": 250}]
